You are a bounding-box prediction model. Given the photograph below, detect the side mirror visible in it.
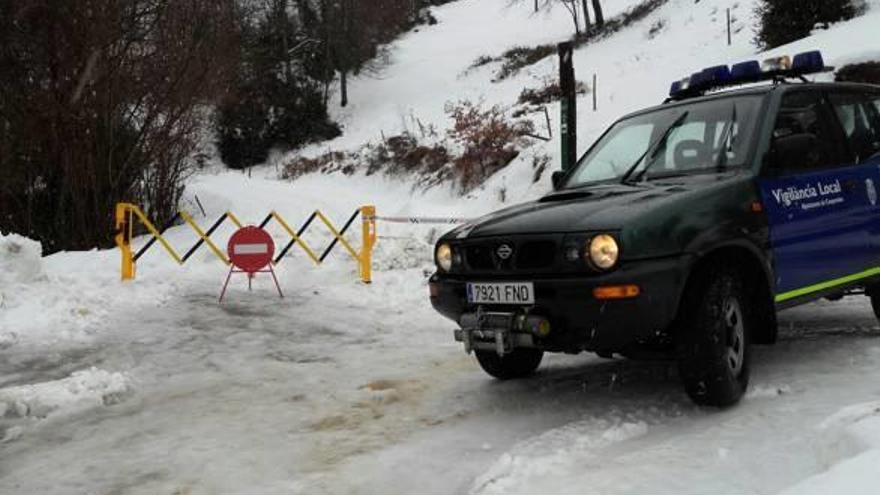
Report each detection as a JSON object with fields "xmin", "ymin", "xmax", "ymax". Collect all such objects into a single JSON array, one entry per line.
[
  {"xmin": 765, "ymin": 133, "xmax": 819, "ymax": 173},
  {"xmin": 551, "ymin": 170, "xmax": 567, "ymax": 190}
]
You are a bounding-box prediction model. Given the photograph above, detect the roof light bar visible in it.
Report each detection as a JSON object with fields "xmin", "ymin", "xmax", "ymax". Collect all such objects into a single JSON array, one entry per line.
[
  {"xmin": 668, "ymin": 50, "xmax": 833, "ymax": 100},
  {"xmin": 730, "ymin": 60, "xmax": 761, "ymax": 83},
  {"xmin": 792, "ymin": 50, "xmax": 825, "ymax": 73},
  {"xmin": 761, "ymin": 55, "xmax": 791, "ymax": 73}
]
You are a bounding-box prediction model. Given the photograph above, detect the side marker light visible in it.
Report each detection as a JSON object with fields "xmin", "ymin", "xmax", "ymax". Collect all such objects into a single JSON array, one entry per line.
[{"xmin": 593, "ymin": 285, "xmax": 641, "ymax": 300}]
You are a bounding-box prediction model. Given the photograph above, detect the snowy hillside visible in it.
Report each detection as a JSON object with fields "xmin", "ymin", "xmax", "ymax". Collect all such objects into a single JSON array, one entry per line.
[{"xmin": 3, "ymin": 0, "xmax": 880, "ymax": 493}]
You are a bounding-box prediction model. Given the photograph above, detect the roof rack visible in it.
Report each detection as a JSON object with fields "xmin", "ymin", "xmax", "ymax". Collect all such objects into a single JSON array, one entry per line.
[{"xmin": 666, "ymin": 50, "xmax": 834, "ymax": 102}]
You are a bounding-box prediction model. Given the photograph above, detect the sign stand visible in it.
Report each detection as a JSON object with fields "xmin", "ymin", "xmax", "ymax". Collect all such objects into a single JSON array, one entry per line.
[
  {"xmin": 219, "ymin": 266, "xmax": 283, "ymax": 303},
  {"xmin": 221, "ymin": 226, "xmax": 284, "ymax": 303}
]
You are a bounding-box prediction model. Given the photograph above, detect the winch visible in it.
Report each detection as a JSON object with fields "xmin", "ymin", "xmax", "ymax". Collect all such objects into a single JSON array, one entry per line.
[{"xmin": 455, "ymin": 308, "xmax": 550, "ymax": 356}]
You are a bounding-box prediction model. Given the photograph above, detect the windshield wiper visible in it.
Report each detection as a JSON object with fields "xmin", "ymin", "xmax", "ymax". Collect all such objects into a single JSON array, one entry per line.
[
  {"xmin": 620, "ymin": 111, "xmax": 689, "ymax": 185},
  {"xmin": 715, "ymin": 104, "xmax": 737, "ymax": 170}
]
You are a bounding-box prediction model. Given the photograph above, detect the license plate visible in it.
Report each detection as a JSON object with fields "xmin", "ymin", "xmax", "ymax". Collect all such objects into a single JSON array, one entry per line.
[{"xmin": 467, "ymin": 282, "xmax": 535, "ymax": 305}]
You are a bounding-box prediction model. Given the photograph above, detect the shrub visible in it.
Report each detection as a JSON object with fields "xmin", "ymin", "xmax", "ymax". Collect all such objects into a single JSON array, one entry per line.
[
  {"xmin": 281, "ymin": 102, "xmax": 535, "ymax": 193},
  {"xmin": 518, "ymin": 80, "xmax": 588, "ymax": 107},
  {"xmin": 446, "ymin": 101, "xmax": 535, "ymax": 191},
  {"xmin": 280, "ymin": 152, "xmax": 351, "ymax": 181},
  {"xmin": 835, "ymin": 62, "xmax": 880, "ymax": 85},
  {"xmin": 755, "ymin": 0, "xmax": 858, "ymax": 49},
  {"xmin": 475, "ymin": 0, "xmax": 669, "ymax": 81},
  {"xmin": 281, "ymin": 132, "xmax": 449, "ymax": 184},
  {"xmin": 494, "ymin": 45, "xmax": 557, "ymax": 81},
  {"xmin": 217, "ymin": 79, "xmax": 341, "ymax": 170}
]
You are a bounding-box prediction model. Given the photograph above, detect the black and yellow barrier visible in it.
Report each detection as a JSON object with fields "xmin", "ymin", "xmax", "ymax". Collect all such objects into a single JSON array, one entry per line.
[{"xmin": 114, "ymin": 203, "xmax": 377, "ymax": 283}]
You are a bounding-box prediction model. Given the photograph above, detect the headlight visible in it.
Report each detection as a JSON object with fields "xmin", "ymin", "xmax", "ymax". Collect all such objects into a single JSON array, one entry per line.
[
  {"xmin": 436, "ymin": 243, "xmax": 453, "ymax": 272},
  {"xmin": 588, "ymin": 234, "xmax": 619, "ymax": 270}
]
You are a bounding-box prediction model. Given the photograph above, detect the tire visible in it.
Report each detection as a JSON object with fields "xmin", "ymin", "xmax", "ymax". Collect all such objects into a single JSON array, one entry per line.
[
  {"xmin": 475, "ymin": 348, "xmax": 544, "ymax": 380},
  {"xmin": 868, "ymin": 286, "xmax": 880, "ymax": 321},
  {"xmin": 676, "ymin": 264, "xmax": 751, "ymax": 407}
]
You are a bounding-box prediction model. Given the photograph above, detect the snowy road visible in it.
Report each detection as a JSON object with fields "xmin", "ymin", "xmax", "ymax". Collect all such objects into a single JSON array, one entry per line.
[
  {"xmin": 4, "ymin": 0, "xmax": 880, "ymax": 492},
  {"xmin": 3, "ymin": 267, "xmax": 880, "ymax": 494}
]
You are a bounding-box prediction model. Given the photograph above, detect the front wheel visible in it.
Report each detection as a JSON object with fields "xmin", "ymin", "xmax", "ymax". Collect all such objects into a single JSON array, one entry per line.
[
  {"xmin": 867, "ymin": 285, "xmax": 880, "ymax": 321},
  {"xmin": 475, "ymin": 348, "xmax": 543, "ymax": 380},
  {"xmin": 677, "ymin": 266, "xmax": 752, "ymax": 407}
]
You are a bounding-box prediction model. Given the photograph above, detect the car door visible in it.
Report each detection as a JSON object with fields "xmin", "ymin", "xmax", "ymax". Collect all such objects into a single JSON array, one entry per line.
[
  {"xmin": 759, "ymin": 89, "xmax": 869, "ymax": 302},
  {"xmin": 828, "ymin": 88, "xmax": 880, "ymax": 259}
]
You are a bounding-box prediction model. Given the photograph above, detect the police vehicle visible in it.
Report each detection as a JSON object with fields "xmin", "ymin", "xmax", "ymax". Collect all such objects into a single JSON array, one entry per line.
[{"xmin": 428, "ymin": 51, "xmax": 880, "ymax": 406}]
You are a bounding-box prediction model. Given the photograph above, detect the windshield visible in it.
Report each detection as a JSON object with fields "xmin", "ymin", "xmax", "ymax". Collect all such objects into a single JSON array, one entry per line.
[{"xmin": 564, "ymin": 95, "xmax": 764, "ymax": 188}]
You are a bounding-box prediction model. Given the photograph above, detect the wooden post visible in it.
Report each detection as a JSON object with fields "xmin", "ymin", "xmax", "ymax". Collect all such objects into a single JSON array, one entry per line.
[
  {"xmin": 592, "ymin": 73, "xmax": 597, "ymax": 111},
  {"xmin": 727, "ymin": 8, "xmax": 732, "ymax": 46}
]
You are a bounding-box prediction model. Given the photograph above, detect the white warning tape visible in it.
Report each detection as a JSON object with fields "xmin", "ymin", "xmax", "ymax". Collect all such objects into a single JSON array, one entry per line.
[{"xmin": 371, "ymin": 216, "xmax": 472, "ymax": 225}]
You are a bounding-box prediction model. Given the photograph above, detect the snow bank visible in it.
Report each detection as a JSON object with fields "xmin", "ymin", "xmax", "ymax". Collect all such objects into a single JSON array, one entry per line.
[
  {"xmin": 776, "ymin": 402, "xmax": 880, "ymax": 495},
  {"xmin": 0, "ymin": 367, "xmax": 130, "ymax": 426},
  {"xmin": 0, "ymin": 233, "xmax": 45, "ymax": 285},
  {"xmin": 471, "ymin": 418, "xmax": 650, "ymax": 495}
]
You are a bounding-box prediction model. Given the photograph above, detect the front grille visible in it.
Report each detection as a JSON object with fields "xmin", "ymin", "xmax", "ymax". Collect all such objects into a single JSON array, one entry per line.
[
  {"xmin": 465, "ymin": 245, "xmax": 496, "ymax": 270},
  {"xmin": 516, "ymin": 241, "xmax": 556, "ymax": 269},
  {"xmin": 463, "ymin": 237, "xmax": 558, "ymax": 272}
]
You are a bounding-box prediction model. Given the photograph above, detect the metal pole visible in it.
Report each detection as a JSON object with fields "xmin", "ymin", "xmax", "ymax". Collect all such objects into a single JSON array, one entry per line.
[
  {"xmin": 115, "ymin": 203, "xmax": 135, "ymax": 281},
  {"xmin": 558, "ymin": 42, "xmax": 577, "ymax": 172},
  {"xmin": 360, "ymin": 205, "xmax": 376, "ymax": 284}
]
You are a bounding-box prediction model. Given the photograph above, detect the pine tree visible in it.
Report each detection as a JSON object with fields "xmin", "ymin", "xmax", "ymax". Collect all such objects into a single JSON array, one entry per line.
[{"xmin": 755, "ymin": 0, "xmax": 856, "ymax": 49}]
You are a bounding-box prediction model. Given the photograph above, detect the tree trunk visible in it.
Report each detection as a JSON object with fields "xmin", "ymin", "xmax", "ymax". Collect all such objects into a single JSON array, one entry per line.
[
  {"xmin": 340, "ymin": 70, "xmax": 348, "ymax": 107},
  {"xmin": 592, "ymin": 0, "xmax": 604, "ymax": 26},
  {"xmin": 340, "ymin": 0, "xmax": 351, "ymax": 107},
  {"xmin": 582, "ymin": 0, "xmax": 591, "ymax": 29}
]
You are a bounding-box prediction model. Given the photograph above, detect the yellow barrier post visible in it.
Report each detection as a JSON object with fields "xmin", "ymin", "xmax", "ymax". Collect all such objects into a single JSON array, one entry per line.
[
  {"xmin": 360, "ymin": 205, "xmax": 376, "ymax": 284},
  {"xmin": 115, "ymin": 203, "xmax": 135, "ymax": 281}
]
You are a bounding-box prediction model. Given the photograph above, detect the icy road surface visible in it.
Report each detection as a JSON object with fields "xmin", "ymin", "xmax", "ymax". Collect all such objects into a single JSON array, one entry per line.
[{"xmin": 3, "ymin": 266, "xmax": 880, "ymax": 495}]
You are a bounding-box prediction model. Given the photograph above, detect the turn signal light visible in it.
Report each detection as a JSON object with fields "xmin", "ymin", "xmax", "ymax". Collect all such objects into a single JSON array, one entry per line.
[{"xmin": 593, "ymin": 285, "xmax": 640, "ymax": 300}]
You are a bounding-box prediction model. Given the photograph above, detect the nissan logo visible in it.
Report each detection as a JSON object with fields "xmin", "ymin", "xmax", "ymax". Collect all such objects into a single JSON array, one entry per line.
[{"xmin": 496, "ymin": 244, "xmax": 514, "ymax": 260}]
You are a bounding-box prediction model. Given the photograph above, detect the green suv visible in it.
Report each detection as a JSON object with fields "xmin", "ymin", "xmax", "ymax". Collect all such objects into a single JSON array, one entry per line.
[{"xmin": 429, "ymin": 50, "xmax": 880, "ymax": 406}]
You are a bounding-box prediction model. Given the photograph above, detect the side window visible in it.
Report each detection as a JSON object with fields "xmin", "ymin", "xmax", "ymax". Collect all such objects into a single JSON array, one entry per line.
[
  {"xmin": 828, "ymin": 91, "xmax": 880, "ymax": 163},
  {"xmin": 771, "ymin": 91, "xmax": 847, "ymax": 173},
  {"xmin": 865, "ymin": 93, "xmax": 880, "ymax": 160}
]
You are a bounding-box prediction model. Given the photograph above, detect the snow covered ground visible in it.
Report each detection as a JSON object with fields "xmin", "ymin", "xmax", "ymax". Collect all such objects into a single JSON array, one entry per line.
[{"xmin": 3, "ymin": 0, "xmax": 880, "ymax": 493}]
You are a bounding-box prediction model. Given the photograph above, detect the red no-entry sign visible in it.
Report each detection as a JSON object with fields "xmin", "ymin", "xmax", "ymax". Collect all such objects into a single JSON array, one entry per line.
[
  {"xmin": 220, "ymin": 226, "xmax": 283, "ymax": 302},
  {"xmin": 228, "ymin": 226, "xmax": 275, "ymax": 273}
]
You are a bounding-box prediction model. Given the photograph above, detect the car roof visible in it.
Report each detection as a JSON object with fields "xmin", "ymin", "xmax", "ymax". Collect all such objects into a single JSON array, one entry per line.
[{"xmin": 620, "ymin": 81, "xmax": 880, "ymax": 121}]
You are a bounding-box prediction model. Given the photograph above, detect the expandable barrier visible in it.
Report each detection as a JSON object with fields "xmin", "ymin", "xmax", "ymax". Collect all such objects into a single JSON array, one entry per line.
[{"xmin": 114, "ymin": 203, "xmax": 377, "ymax": 283}]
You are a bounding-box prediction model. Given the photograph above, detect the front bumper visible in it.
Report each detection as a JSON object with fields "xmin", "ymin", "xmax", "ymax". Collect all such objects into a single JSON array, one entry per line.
[{"xmin": 430, "ymin": 255, "xmax": 690, "ymax": 353}]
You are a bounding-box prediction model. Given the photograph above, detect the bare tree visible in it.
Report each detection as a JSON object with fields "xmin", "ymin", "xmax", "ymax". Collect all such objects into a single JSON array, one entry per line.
[
  {"xmin": 0, "ymin": 0, "xmax": 239, "ymax": 251},
  {"xmin": 517, "ymin": 0, "xmax": 586, "ymax": 37},
  {"xmin": 560, "ymin": 0, "xmax": 580, "ymax": 36}
]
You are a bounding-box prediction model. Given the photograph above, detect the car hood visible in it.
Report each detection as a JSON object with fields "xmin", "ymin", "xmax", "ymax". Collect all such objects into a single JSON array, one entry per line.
[{"xmin": 447, "ymin": 175, "xmax": 738, "ymax": 239}]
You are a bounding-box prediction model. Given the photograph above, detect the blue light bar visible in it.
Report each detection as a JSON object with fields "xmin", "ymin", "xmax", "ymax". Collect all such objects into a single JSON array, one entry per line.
[
  {"xmin": 792, "ymin": 50, "xmax": 825, "ymax": 73},
  {"xmin": 730, "ymin": 60, "xmax": 761, "ymax": 82},
  {"xmin": 666, "ymin": 50, "xmax": 830, "ymax": 102},
  {"xmin": 701, "ymin": 65, "xmax": 733, "ymax": 86},
  {"xmin": 688, "ymin": 71, "xmax": 708, "ymax": 91}
]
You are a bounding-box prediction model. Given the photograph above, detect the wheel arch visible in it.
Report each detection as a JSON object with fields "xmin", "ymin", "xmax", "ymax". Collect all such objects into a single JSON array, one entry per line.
[{"xmin": 679, "ymin": 242, "xmax": 778, "ymax": 345}]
